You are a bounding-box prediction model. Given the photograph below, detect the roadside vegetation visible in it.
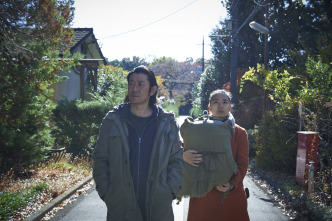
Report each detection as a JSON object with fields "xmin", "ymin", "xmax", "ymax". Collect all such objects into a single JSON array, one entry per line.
[
  {"xmin": 0, "ymin": 152, "xmax": 92, "ymax": 220},
  {"xmin": 249, "ymin": 164, "xmax": 332, "ymax": 220},
  {"xmin": 1, "ymin": 0, "xmax": 331, "ymax": 220}
]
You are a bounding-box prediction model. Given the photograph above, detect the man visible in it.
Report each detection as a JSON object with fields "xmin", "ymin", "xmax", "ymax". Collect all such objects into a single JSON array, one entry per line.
[{"xmin": 93, "ymin": 65, "xmax": 184, "ymax": 221}]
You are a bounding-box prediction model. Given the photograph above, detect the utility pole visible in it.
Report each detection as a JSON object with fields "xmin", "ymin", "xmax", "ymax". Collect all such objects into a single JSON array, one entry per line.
[
  {"xmin": 263, "ymin": 1, "xmax": 268, "ymax": 113},
  {"xmin": 202, "ymin": 36, "xmax": 205, "ymax": 72},
  {"xmin": 230, "ymin": 1, "xmax": 239, "ymax": 110}
]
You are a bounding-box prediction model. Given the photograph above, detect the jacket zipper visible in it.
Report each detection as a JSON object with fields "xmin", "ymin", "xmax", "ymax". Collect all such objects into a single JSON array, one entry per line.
[
  {"xmin": 125, "ymin": 114, "xmax": 159, "ymax": 220},
  {"xmin": 137, "ymin": 137, "xmax": 141, "ymax": 196},
  {"xmin": 148, "ymin": 118, "xmax": 166, "ymax": 220},
  {"xmin": 126, "ymin": 117, "xmax": 156, "ymax": 203}
]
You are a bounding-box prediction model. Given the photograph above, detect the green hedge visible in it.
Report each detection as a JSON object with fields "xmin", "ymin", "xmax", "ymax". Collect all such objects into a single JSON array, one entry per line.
[{"xmin": 52, "ymin": 98, "xmax": 113, "ymax": 155}]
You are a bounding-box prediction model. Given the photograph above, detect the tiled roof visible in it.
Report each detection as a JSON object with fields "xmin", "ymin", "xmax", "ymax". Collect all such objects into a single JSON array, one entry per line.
[
  {"xmin": 71, "ymin": 28, "xmax": 106, "ymax": 64},
  {"xmin": 71, "ymin": 28, "xmax": 93, "ymax": 52},
  {"xmin": 73, "ymin": 28, "xmax": 93, "ymax": 46}
]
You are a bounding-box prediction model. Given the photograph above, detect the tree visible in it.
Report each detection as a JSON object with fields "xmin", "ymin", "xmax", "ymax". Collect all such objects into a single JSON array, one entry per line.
[
  {"xmin": 241, "ymin": 56, "xmax": 332, "ymax": 168},
  {"xmin": 217, "ymin": 0, "xmax": 332, "ymax": 72},
  {"xmin": 208, "ymin": 0, "xmax": 267, "ymax": 117},
  {"xmin": 151, "ymin": 57, "xmax": 183, "ymax": 99},
  {"xmin": 97, "ymin": 65, "xmax": 128, "ymax": 101},
  {"xmin": 150, "ymin": 57, "xmax": 200, "ymax": 115},
  {"xmin": 0, "ymin": 0, "xmax": 76, "ymax": 171},
  {"xmin": 208, "ymin": 0, "xmax": 332, "ymax": 125},
  {"xmin": 108, "ymin": 56, "xmax": 149, "ymax": 71}
]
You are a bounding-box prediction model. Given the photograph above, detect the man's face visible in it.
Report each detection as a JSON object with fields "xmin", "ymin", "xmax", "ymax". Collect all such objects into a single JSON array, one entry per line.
[{"xmin": 128, "ymin": 73, "xmax": 154, "ymax": 106}]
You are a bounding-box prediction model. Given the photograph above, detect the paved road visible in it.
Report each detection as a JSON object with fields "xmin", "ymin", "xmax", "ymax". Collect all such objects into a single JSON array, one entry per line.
[
  {"xmin": 49, "ymin": 176, "xmax": 289, "ymax": 221},
  {"xmin": 173, "ymin": 174, "xmax": 290, "ymax": 221},
  {"xmin": 49, "ymin": 116, "xmax": 290, "ymax": 220}
]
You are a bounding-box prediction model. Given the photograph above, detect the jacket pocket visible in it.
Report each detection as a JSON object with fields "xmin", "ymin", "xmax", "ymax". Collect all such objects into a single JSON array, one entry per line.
[
  {"xmin": 104, "ymin": 186, "xmax": 127, "ymax": 216},
  {"xmin": 107, "ymin": 129, "xmax": 123, "ymax": 160},
  {"xmin": 150, "ymin": 184, "xmax": 174, "ymax": 221}
]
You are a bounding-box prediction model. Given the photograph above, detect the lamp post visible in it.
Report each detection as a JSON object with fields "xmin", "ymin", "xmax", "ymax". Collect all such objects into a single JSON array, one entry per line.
[
  {"xmin": 249, "ymin": 3, "xmax": 269, "ymax": 113},
  {"xmin": 230, "ymin": 2, "xmax": 239, "ymax": 111}
]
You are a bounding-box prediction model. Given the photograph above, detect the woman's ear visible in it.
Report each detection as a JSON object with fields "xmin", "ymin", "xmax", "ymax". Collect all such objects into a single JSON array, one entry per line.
[{"xmin": 208, "ymin": 105, "xmax": 211, "ymax": 110}]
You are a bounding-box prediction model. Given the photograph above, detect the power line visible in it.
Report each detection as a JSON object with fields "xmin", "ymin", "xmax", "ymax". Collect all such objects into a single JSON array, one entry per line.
[
  {"xmin": 253, "ymin": 0, "xmax": 268, "ymax": 7},
  {"xmin": 230, "ymin": 0, "xmax": 240, "ymax": 14},
  {"xmin": 235, "ymin": 0, "xmax": 264, "ymax": 35},
  {"xmin": 99, "ymin": 0, "xmax": 198, "ymax": 40}
]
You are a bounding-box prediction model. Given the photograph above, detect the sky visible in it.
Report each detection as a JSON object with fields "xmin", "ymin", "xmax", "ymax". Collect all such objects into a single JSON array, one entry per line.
[{"xmin": 72, "ymin": 0, "xmax": 228, "ymax": 62}]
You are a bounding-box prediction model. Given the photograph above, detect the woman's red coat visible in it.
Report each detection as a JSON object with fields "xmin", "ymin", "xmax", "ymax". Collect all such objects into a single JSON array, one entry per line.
[{"xmin": 187, "ymin": 124, "xmax": 250, "ymax": 221}]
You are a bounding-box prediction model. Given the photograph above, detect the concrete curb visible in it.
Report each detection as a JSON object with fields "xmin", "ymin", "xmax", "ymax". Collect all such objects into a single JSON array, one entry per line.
[{"xmin": 24, "ymin": 175, "xmax": 93, "ymax": 221}]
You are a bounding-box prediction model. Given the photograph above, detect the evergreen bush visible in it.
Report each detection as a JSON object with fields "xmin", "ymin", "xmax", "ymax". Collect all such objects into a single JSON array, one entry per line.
[
  {"xmin": 52, "ymin": 98, "xmax": 112, "ymax": 155},
  {"xmin": 255, "ymin": 110, "xmax": 298, "ymax": 173}
]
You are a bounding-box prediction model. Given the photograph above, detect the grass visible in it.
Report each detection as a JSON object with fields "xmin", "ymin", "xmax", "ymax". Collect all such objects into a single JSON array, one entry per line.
[{"xmin": 0, "ymin": 151, "xmax": 92, "ymax": 220}]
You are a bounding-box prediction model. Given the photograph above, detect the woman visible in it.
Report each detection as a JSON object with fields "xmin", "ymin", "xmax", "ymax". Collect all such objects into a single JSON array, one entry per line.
[{"xmin": 183, "ymin": 89, "xmax": 250, "ymax": 221}]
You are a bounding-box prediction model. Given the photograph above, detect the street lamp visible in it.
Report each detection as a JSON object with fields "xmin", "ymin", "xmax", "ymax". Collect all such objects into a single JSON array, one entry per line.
[
  {"xmin": 249, "ymin": 21, "xmax": 269, "ymax": 35},
  {"xmin": 249, "ymin": 19, "xmax": 269, "ymax": 113},
  {"xmin": 249, "ymin": 1, "xmax": 269, "ymax": 113}
]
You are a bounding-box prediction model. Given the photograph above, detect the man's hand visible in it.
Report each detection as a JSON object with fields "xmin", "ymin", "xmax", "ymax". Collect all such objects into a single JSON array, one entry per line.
[{"xmin": 183, "ymin": 150, "xmax": 203, "ymax": 167}]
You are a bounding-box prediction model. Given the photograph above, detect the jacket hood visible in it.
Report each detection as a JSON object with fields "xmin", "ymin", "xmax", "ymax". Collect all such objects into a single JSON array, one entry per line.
[{"xmin": 113, "ymin": 103, "xmax": 162, "ymax": 120}]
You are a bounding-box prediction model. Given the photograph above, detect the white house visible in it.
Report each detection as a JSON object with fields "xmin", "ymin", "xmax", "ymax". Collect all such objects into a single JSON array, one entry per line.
[{"xmin": 54, "ymin": 28, "xmax": 106, "ymax": 101}]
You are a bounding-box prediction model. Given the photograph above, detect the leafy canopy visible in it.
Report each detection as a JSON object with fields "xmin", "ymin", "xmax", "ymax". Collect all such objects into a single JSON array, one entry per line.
[{"xmin": 0, "ymin": 0, "xmax": 77, "ymax": 170}]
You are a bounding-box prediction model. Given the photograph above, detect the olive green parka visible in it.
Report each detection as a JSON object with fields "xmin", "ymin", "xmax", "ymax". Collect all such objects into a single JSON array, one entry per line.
[{"xmin": 93, "ymin": 106, "xmax": 184, "ymax": 221}]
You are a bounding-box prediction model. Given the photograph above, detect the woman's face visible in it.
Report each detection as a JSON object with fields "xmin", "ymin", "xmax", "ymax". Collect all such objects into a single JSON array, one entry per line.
[{"xmin": 209, "ymin": 93, "xmax": 231, "ymax": 120}]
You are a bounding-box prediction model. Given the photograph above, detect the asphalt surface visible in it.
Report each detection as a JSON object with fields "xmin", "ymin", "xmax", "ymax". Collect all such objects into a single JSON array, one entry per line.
[
  {"xmin": 45, "ymin": 175, "xmax": 290, "ymax": 221},
  {"xmin": 28, "ymin": 116, "xmax": 290, "ymax": 220},
  {"xmin": 48, "ymin": 185, "xmax": 106, "ymax": 221}
]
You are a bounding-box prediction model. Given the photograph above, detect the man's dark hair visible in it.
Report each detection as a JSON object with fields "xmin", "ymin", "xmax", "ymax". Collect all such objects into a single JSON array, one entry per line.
[{"xmin": 124, "ymin": 65, "xmax": 159, "ymax": 108}]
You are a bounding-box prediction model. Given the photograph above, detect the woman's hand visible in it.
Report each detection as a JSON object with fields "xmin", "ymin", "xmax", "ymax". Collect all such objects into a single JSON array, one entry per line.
[
  {"xmin": 215, "ymin": 183, "xmax": 233, "ymax": 192},
  {"xmin": 183, "ymin": 150, "xmax": 203, "ymax": 167}
]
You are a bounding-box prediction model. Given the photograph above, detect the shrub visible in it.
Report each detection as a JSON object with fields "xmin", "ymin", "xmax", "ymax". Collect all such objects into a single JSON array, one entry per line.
[
  {"xmin": 162, "ymin": 100, "xmax": 179, "ymax": 117},
  {"xmin": 0, "ymin": 95, "xmax": 56, "ymax": 172},
  {"xmin": 52, "ymin": 98, "xmax": 113, "ymax": 155},
  {"xmin": 52, "ymin": 65, "xmax": 128, "ymax": 155},
  {"xmin": 255, "ymin": 110, "xmax": 298, "ymax": 173},
  {"xmin": 247, "ymin": 125, "xmax": 259, "ymax": 159},
  {"xmin": 189, "ymin": 105, "xmax": 203, "ymax": 119}
]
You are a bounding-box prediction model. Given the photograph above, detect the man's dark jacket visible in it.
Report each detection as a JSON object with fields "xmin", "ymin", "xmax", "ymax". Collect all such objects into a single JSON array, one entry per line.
[{"xmin": 93, "ymin": 104, "xmax": 184, "ymax": 221}]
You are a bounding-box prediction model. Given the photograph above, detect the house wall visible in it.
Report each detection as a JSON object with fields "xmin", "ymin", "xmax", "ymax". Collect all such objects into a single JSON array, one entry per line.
[
  {"xmin": 55, "ymin": 68, "xmax": 81, "ymax": 101},
  {"xmin": 54, "ymin": 32, "xmax": 105, "ymax": 102}
]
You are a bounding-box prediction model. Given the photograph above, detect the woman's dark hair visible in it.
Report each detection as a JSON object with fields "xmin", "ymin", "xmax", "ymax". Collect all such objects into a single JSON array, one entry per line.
[
  {"xmin": 209, "ymin": 89, "xmax": 232, "ymax": 104},
  {"xmin": 124, "ymin": 65, "xmax": 159, "ymax": 108}
]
